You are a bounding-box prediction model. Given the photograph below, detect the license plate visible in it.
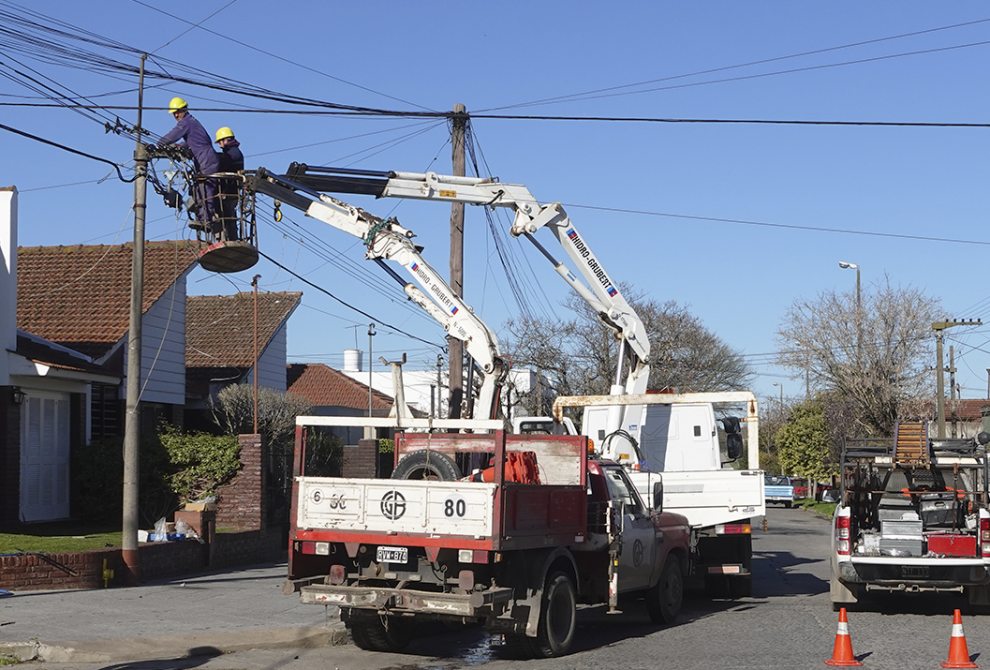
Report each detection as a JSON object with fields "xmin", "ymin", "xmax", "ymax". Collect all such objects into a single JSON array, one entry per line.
[
  {"xmin": 902, "ymin": 566, "xmax": 929, "ymax": 578},
  {"xmin": 376, "ymin": 546, "xmax": 408, "ymax": 564}
]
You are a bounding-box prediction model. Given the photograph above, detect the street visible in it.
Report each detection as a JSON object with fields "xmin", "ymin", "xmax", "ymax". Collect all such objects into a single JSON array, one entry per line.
[{"xmin": 21, "ymin": 506, "xmax": 989, "ymax": 670}]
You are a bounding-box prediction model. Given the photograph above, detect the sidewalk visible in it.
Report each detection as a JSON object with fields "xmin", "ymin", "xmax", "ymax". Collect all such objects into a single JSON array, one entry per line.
[{"xmin": 0, "ymin": 562, "xmax": 347, "ymax": 663}]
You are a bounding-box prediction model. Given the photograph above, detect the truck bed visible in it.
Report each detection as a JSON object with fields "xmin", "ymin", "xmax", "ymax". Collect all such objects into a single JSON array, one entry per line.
[{"xmin": 629, "ymin": 469, "xmax": 765, "ymax": 528}]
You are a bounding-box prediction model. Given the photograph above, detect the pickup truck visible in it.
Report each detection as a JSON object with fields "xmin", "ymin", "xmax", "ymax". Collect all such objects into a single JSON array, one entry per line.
[
  {"xmin": 284, "ymin": 420, "xmax": 691, "ymax": 658},
  {"xmin": 764, "ymin": 475, "xmax": 796, "ymax": 508}
]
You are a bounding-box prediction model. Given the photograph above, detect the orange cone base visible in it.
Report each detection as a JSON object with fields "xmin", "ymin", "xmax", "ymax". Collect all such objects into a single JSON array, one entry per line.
[
  {"xmin": 826, "ymin": 658, "xmax": 863, "ymax": 667},
  {"xmin": 942, "ymin": 662, "xmax": 978, "ymax": 669}
]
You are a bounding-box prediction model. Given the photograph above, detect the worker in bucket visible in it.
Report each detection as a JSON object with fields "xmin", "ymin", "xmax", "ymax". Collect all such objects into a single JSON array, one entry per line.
[
  {"xmin": 214, "ymin": 126, "xmax": 244, "ymax": 241},
  {"xmin": 158, "ymin": 97, "xmax": 219, "ymax": 229}
]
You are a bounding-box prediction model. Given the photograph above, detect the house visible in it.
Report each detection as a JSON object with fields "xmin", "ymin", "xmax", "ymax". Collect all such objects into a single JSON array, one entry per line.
[
  {"xmin": 185, "ymin": 291, "xmax": 301, "ymax": 429},
  {"xmin": 286, "ymin": 362, "xmax": 396, "ymax": 445},
  {"xmin": 17, "ymin": 238, "xmax": 200, "ymax": 440}
]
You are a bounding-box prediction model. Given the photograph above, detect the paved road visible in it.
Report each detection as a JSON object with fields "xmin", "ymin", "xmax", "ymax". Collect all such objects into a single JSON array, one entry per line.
[{"xmin": 9, "ymin": 507, "xmax": 990, "ymax": 669}]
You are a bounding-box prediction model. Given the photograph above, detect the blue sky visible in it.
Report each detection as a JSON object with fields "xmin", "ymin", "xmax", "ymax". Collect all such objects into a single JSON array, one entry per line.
[{"xmin": 3, "ymin": 1, "xmax": 990, "ymax": 409}]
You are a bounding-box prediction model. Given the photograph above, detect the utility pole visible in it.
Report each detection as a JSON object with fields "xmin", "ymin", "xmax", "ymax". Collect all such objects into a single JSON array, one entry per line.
[
  {"xmin": 366, "ymin": 323, "xmax": 375, "ymax": 440},
  {"xmin": 933, "ymin": 319, "xmax": 981, "ymax": 438},
  {"xmin": 448, "ymin": 103, "xmax": 466, "ymax": 420},
  {"xmin": 949, "ymin": 345, "xmax": 957, "ymax": 438},
  {"xmin": 252, "ymin": 274, "xmax": 260, "ymax": 435},
  {"xmin": 122, "ymin": 54, "xmax": 148, "ymax": 585}
]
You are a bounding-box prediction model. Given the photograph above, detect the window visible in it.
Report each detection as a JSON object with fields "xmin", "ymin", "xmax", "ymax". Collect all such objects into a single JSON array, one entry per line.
[{"xmin": 603, "ymin": 467, "xmax": 643, "ymax": 515}]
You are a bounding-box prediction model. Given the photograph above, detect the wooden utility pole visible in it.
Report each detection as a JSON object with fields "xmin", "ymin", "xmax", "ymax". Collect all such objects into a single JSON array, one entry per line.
[
  {"xmin": 448, "ymin": 103, "xmax": 466, "ymax": 419},
  {"xmin": 122, "ymin": 54, "xmax": 148, "ymax": 584}
]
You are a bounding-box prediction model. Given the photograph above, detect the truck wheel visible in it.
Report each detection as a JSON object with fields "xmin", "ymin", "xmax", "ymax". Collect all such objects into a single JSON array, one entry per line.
[
  {"xmin": 532, "ymin": 572, "xmax": 577, "ymax": 658},
  {"xmin": 647, "ymin": 558, "xmax": 683, "ymax": 624},
  {"xmin": 391, "ymin": 450, "xmax": 462, "ymax": 481},
  {"xmin": 345, "ymin": 613, "xmax": 414, "ymax": 652},
  {"xmin": 784, "ymin": 501, "xmax": 793, "ymax": 509}
]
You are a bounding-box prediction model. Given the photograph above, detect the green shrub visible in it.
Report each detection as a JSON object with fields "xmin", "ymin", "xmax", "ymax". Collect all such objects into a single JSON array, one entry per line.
[{"xmin": 158, "ymin": 423, "xmax": 241, "ymax": 503}]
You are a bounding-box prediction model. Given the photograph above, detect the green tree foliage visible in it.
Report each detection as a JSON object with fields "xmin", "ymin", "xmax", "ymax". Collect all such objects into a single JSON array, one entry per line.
[
  {"xmin": 158, "ymin": 423, "xmax": 241, "ymax": 502},
  {"xmin": 776, "ymin": 401, "xmax": 835, "ymax": 483}
]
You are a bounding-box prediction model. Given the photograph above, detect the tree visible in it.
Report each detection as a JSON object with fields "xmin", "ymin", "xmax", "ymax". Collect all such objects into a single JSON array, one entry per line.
[
  {"xmin": 504, "ymin": 285, "xmax": 753, "ymax": 403},
  {"xmin": 776, "ymin": 275, "xmax": 941, "ymax": 436},
  {"xmin": 776, "ymin": 400, "xmax": 834, "ymax": 485},
  {"xmin": 210, "ymin": 384, "xmax": 312, "ymax": 446}
]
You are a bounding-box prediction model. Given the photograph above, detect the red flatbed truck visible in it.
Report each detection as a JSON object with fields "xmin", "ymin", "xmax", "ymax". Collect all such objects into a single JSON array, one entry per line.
[{"xmin": 283, "ymin": 419, "xmax": 691, "ymax": 658}]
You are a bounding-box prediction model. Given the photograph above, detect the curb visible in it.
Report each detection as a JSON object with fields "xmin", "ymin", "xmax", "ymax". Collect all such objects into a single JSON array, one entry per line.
[{"xmin": 4, "ymin": 624, "xmax": 349, "ymax": 663}]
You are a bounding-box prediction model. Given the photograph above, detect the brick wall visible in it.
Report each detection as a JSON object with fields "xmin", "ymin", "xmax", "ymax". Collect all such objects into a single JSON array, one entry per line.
[
  {"xmin": 216, "ymin": 433, "xmax": 266, "ymax": 530},
  {"xmin": 342, "ymin": 439, "xmax": 377, "ymax": 478},
  {"xmin": 0, "ymin": 526, "xmax": 286, "ymax": 591},
  {"xmin": 0, "ymin": 388, "xmax": 20, "ymax": 529}
]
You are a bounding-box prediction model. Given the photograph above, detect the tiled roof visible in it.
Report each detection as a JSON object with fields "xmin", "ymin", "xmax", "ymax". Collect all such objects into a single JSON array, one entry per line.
[
  {"xmin": 287, "ymin": 363, "xmax": 393, "ymax": 410},
  {"xmin": 17, "ymin": 241, "xmax": 200, "ymax": 359},
  {"xmin": 187, "ymin": 292, "xmax": 302, "ymax": 368}
]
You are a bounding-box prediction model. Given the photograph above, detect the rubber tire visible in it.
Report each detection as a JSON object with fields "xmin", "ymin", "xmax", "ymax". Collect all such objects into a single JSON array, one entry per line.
[
  {"xmin": 501, "ymin": 633, "xmax": 536, "ymax": 658},
  {"xmin": 784, "ymin": 501, "xmax": 793, "ymax": 509},
  {"xmin": 531, "ymin": 572, "xmax": 577, "ymax": 658},
  {"xmin": 391, "ymin": 450, "xmax": 462, "ymax": 481},
  {"xmin": 647, "ymin": 558, "xmax": 683, "ymax": 624},
  {"xmin": 345, "ymin": 614, "xmax": 414, "ymax": 652}
]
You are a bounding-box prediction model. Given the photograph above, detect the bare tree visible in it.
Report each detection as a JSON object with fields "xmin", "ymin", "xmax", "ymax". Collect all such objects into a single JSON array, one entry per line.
[
  {"xmin": 776, "ymin": 274, "xmax": 942, "ymax": 436},
  {"xmin": 505, "ymin": 284, "xmax": 753, "ymax": 399}
]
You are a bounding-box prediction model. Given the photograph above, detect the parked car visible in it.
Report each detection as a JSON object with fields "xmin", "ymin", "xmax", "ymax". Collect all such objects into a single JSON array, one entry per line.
[{"xmin": 764, "ymin": 475, "xmax": 796, "ymax": 508}]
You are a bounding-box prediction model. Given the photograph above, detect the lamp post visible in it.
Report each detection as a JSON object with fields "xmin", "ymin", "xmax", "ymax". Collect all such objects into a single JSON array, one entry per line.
[
  {"xmin": 839, "ymin": 261, "xmax": 861, "ymax": 363},
  {"xmin": 773, "ymin": 382, "xmax": 784, "ymax": 415},
  {"xmin": 366, "ymin": 323, "xmax": 376, "ymax": 440}
]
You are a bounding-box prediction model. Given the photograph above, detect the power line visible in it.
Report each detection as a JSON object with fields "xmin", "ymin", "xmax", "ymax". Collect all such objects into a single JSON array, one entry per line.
[{"xmin": 564, "ymin": 202, "xmax": 990, "ymax": 247}]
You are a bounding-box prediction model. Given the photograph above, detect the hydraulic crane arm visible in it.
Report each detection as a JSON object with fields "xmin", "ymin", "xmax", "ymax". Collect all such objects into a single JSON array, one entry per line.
[
  {"xmin": 245, "ymin": 169, "xmax": 508, "ymax": 420},
  {"xmin": 282, "ymin": 164, "xmax": 651, "ymax": 397}
]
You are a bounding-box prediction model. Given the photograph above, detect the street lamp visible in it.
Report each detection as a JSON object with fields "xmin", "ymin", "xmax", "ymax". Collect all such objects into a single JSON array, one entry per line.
[
  {"xmin": 772, "ymin": 382, "xmax": 784, "ymax": 413},
  {"xmin": 839, "ymin": 261, "xmax": 862, "ymax": 362}
]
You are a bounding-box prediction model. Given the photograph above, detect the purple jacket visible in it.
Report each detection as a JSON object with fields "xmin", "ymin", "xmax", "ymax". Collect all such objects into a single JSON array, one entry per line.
[{"xmin": 159, "ymin": 113, "xmax": 219, "ymax": 174}]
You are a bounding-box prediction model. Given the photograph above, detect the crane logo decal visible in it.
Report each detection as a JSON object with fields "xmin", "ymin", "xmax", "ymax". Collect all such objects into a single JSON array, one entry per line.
[
  {"xmin": 381, "ymin": 491, "xmax": 407, "ymax": 520},
  {"xmin": 565, "ymin": 228, "xmax": 618, "ymax": 298}
]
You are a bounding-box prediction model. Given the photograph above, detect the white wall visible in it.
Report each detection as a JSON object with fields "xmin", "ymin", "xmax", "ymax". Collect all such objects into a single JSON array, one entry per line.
[
  {"xmin": 0, "ymin": 187, "xmax": 17, "ymax": 386},
  {"xmin": 244, "ymin": 322, "xmax": 289, "ymax": 391}
]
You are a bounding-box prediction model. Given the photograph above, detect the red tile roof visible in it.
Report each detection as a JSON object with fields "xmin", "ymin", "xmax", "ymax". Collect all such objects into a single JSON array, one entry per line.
[
  {"xmin": 287, "ymin": 363, "xmax": 393, "ymax": 410},
  {"xmin": 17, "ymin": 241, "xmax": 200, "ymax": 359},
  {"xmin": 186, "ymin": 292, "xmax": 302, "ymax": 368}
]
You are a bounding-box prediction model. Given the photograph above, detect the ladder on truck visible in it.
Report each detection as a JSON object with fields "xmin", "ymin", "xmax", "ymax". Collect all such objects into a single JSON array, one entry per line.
[{"xmin": 893, "ymin": 421, "xmax": 930, "ymax": 468}]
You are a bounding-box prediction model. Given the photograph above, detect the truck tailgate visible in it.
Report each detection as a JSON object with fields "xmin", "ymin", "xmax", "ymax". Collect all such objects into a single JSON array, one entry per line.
[
  {"xmin": 296, "ymin": 477, "xmax": 497, "ymax": 538},
  {"xmin": 635, "ymin": 469, "xmax": 765, "ymax": 528}
]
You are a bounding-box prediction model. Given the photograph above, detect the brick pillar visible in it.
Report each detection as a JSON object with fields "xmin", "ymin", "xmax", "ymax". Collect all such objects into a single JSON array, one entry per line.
[
  {"xmin": 342, "ymin": 439, "xmax": 377, "ymax": 479},
  {"xmin": 216, "ymin": 434, "xmax": 266, "ymax": 530},
  {"xmin": 0, "ymin": 388, "xmax": 20, "ymax": 529}
]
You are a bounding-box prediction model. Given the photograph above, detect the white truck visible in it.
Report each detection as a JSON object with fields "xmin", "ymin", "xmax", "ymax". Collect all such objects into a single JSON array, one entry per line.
[
  {"xmin": 279, "ymin": 164, "xmax": 765, "ymax": 597},
  {"xmin": 831, "ymin": 422, "xmax": 990, "ymax": 610}
]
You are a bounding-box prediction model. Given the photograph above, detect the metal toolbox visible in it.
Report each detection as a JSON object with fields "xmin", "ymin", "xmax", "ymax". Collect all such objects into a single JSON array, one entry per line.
[
  {"xmin": 920, "ymin": 493, "xmax": 957, "ymax": 527},
  {"xmin": 878, "ymin": 497, "xmax": 915, "ymax": 522},
  {"xmin": 927, "ymin": 534, "xmax": 976, "ymax": 557},
  {"xmin": 879, "ymin": 538, "xmax": 923, "ymax": 556},
  {"xmin": 881, "ymin": 518, "xmax": 923, "ymax": 538}
]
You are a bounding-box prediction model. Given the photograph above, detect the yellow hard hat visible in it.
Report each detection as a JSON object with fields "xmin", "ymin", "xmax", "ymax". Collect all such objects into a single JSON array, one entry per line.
[
  {"xmin": 215, "ymin": 127, "xmax": 235, "ymax": 143},
  {"xmin": 168, "ymin": 97, "xmax": 188, "ymax": 113}
]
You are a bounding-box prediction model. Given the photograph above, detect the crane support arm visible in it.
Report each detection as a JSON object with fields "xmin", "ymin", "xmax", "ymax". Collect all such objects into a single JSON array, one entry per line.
[
  {"xmin": 245, "ymin": 169, "xmax": 507, "ymax": 420},
  {"xmin": 279, "ymin": 164, "xmax": 650, "ymax": 395}
]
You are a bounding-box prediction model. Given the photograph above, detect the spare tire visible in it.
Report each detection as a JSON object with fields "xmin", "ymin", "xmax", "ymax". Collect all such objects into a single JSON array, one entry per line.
[{"xmin": 391, "ymin": 450, "xmax": 462, "ymax": 481}]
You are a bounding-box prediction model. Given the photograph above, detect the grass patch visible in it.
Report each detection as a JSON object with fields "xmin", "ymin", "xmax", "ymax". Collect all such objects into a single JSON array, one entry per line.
[
  {"xmin": 0, "ymin": 656, "xmax": 21, "ymax": 666},
  {"xmin": 0, "ymin": 522, "xmax": 122, "ymax": 554},
  {"xmin": 795, "ymin": 498, "xmax": 838, "ymax": 517}
]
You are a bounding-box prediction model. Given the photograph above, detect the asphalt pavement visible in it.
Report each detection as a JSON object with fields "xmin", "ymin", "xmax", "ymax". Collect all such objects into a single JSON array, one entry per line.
[{"xmin": 0, "ymin": 562, "xmax": 347, "ymax": 663}]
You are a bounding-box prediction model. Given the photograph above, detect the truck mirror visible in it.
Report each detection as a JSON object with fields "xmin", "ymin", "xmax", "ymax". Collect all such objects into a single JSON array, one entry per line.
[
  {"xmin": 726, "ymin": 433, "xmax": 743, "ymax": 461},
  {"xmin": 652, "ymin": 480, "xmax": 664, "ymax": 512},
  {"xmin": 721, "ymin": 416, "xmax": 741, "ymax": 434}
]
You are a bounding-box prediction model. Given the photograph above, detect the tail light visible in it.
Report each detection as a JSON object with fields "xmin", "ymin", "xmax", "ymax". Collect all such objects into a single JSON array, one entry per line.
[
  {"xmin": 981, "ymin": 518, "xmax": 990, "ymax": 556},
  {"xmin": 836, "ymin": 515, "xmax": 851, "ymax": 555}
]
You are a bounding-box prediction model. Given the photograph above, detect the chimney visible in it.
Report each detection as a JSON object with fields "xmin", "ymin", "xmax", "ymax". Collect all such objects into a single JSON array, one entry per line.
[{"xmin": 0, "ymin": 186, "xmax": 17, "ymax": 386}]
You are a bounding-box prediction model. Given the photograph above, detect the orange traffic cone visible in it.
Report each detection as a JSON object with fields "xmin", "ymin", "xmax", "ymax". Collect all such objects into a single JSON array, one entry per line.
[
  {"xmin": 825, "ymin": 607, "xmax": 863, "ymax": 667},
  {"xmin": 942, "ymin": 609, "xmax": 978, "ymax": 669}
]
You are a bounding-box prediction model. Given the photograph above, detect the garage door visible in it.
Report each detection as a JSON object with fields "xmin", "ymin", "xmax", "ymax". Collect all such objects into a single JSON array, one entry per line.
[{"xmin": 20, "ymin": 392, "xmax": 70, "ymax": 522}]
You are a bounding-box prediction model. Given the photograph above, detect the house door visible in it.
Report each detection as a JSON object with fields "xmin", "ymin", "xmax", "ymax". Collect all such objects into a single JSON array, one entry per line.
[{"xmin": 20, "ymin": 392, "xmax": 71, "ymax": 522}]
